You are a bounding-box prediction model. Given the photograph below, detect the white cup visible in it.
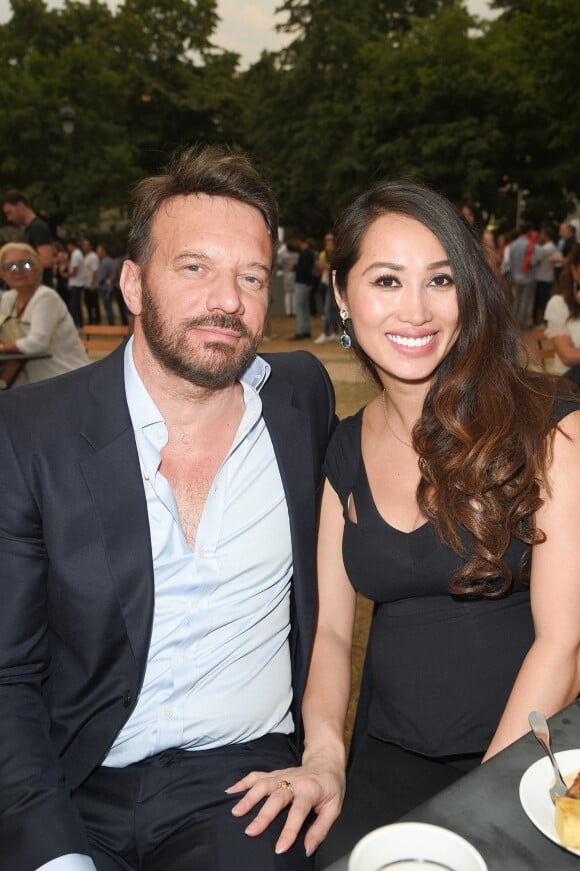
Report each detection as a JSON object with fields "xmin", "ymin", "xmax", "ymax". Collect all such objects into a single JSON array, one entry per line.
[{"xmin": 348, "ymin": 822, "xmax": 487, "ymax": 871}]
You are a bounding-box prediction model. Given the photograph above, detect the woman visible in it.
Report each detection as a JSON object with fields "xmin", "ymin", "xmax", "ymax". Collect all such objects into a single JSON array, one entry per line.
[
  {"xmin": 544, "ymin": 245, "xmax": 580, "ymax": 386},
  {"xmin": 314, "ymin": 232, "xmax": 339, "ymax": 343},
  {"xmin": 461, "ymin": 202, "xmax": 500, "ymax": 276},
  {"xmin": 0, "ymin": 242, "xmax": 88, "ymax": 385},
  {"xmin": 227, "ymin": 181, "xmax": 580, "ymax": 862}
]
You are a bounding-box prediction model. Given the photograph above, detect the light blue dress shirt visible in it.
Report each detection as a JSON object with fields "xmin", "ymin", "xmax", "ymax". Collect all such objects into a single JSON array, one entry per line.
[{"xmin": 36, "ymin": 339, "xmax": 294, "ymax": 870}]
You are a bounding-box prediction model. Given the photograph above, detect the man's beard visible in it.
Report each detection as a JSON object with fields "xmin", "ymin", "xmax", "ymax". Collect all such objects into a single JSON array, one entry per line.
[{"xmin": 140, "ymin": 279, "xmax": 263, "ymax": 389}]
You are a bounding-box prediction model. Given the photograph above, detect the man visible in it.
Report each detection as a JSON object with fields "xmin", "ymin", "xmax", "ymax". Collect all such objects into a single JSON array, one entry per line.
[
  {"xmin": 0, "ymin": 145, "xmax": 335, "ymax": 870},
  {"xmin": 67, "ymin": 237, "xmax": 87, "ymax": 327},
  {"xmin": 81, "ymin": 237, "xmax": 101, "ymax": 324},
  {"xmin": 532, "ymin": 223, "xmax": 558, "ymax": 324},
  {"xmin": 508, "ymin": 220, "xmax": 536, "ymax": 329},
  {"xmin": 95, "ymin": 242, "xmax": 116, "ymax": 325},
  {"xmin": 314, "ymin": 233, "xmax": 338, "ymax": 344},
  {"xmin": 552, "ymin": 221, "xmax": 578, "ymax": 288},
  {"xmin": 558, "ymin": 221, "xmax": 577, "ymax": 260},
  {"xmin": 82, "ymin": 237, "xmax": 101, "ymax": 325},
  {"xmin": 2, "ymin": 189, "xmax": 54, "ymax": 287},
  {"xmin": 290, "ymin": 235, "xmax": 316, "ymax": 340},
  {"xmin": 110, "ymin": 242, "xmax": 131, "ymax": 327}
]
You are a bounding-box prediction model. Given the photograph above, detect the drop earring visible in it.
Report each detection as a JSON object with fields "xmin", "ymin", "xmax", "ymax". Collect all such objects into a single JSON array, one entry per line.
[{"xmin": 339, "ymin": 309, "xmax": 352, "ymax": 349}]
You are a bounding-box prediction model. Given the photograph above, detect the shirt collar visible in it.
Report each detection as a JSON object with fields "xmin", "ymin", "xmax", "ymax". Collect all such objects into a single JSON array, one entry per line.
[
  {"xmin": 241, "ymin": 354, "xmax": 271, "ymax": 393},
  {"xmin": 123, "ymin": 335, "xmax": 271, "ymax": 430}
]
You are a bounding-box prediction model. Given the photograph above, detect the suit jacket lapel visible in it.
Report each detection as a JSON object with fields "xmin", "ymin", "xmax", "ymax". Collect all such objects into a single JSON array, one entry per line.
[
  {"xmin": 78, "ymin": 347, "xmax": 154, "ymax": 673},
  {"xmin": 261, "ymin": 370, "xmax": 318, "ymax": 700}
]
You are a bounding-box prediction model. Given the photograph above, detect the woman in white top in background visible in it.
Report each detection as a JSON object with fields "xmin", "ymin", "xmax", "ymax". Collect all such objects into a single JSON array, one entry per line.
[
  {"xmin": 544, "ymin": 245, "xmax": 580, "ymax": 387},
  {"xmin": 0, "ymin": 242, "xmax": 88, "ymax": 386}
]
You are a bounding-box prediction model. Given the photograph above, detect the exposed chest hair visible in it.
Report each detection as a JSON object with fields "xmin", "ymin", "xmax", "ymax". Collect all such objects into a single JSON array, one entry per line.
[{"xmin": 159, "ymin": 431, "xmax": 231, "ymax": 550}]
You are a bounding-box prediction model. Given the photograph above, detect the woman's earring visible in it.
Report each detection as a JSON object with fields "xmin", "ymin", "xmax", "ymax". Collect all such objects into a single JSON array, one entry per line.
[{"xmin": 339, "ymin": 309, "xmax": 352, "ymax": 350}]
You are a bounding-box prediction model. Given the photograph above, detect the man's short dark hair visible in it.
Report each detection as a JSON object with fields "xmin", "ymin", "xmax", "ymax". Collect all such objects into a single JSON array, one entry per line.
[
  {"xmin": 127, "ymin": 145, "xmax": 279, "ymax": 272},
  {"xmin": 2, "ymin": 190, "xmax": 30, "ymax": 207}
]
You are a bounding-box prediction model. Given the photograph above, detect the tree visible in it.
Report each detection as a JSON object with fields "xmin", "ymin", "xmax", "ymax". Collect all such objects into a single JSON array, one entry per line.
[
  {"xmin": 238, "ymin": 0, "xmax": 455, "ymax": 236},
  {"xmin": 239, "ymin": 0, "xmax": 579, "ymax": 235},
  {"xmin": 0, "ymin": 0, "xmax": 237, "ymax": 231},
  {"xmin": 239, "ymin": 0, "xmax": 497, "ymax": 235},
  {"xmin": 354, "ymin": 6, "xmax": 503, "ymax": 206},
  {"xmin": 482, "ymin": 0, "xmax": 580, "ymax": 226}
]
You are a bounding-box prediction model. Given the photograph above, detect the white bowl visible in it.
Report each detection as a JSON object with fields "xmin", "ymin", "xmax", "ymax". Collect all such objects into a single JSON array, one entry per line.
[{"xmin": 348, "ymin": 822, "xmax": 488, "ymax": 871}]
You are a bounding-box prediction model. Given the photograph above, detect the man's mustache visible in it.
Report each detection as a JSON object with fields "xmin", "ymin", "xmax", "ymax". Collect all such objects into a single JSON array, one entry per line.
[{"xmin": 183, "ymin": 315, "xmax": 252, "ymax": 339}]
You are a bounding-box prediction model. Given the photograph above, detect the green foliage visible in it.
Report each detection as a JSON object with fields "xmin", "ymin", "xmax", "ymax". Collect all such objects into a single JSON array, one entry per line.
[
  {"xmin": 0, "ymin": 0, "xmax": 577, "ymax": 240},
  {"xmin": 239, "ymin": 0, "xmax": 579, "ymax": 237},
  {"xmin": 241, "ymin": 0, "xmax": 494, "ymax": 234},
  {"xmin": 0, "ymin": 0, "xmax": 235, "ymax": 233}
]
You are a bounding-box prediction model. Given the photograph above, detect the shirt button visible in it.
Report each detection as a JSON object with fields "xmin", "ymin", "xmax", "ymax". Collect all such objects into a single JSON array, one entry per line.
[
  {"xmin": 198, "ymin": 547, "xmax": 206, "ymax": 558},
  {"xmin": 164, "ymin": 706, "xmax": 174, "ymax": 719}
]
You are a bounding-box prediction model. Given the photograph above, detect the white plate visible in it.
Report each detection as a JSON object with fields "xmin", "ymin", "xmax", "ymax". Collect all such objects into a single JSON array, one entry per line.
[{"xmin": 519, "ymin": 747, "xmax": 580, "ymax": 855}]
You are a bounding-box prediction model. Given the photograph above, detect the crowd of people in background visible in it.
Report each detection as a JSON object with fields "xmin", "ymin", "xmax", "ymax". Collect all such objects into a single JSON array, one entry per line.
[
  {"xmin": 458, "ymin": 203, "xmax": 580, "ymax": 350},
  {"xmin": 54, "ymin": 236, "xmax": 129, "ymax": 328},
  {"xmin": 500, "ymin": 218, "xmax": 578, "ymax": 329},
  {"xmin": 0, "ymin": 241, "xmax": 88, "ymax": 385},
  {"xmin": 495, "ymin": 217, "xmax": 580, "ymax": 386},
  {"xmin": 0, "ymin": 190, "xmax": 132, "ymax": 387},
  {"xmin": 276, "ymin": 232, "xmax": 340, "ymax": 344},
  {"xmin": 1, "ymin": 190, "xmax": 130, "ymax": 331}
]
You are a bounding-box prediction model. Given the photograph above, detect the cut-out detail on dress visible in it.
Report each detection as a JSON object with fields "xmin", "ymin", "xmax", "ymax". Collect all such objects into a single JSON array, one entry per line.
[{"xmin": 347, "ymin": 491, "xmax": 358, "ymax": 524}]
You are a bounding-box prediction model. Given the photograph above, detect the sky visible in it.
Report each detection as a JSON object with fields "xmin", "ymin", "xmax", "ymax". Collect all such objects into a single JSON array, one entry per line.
[
  {"xmin": 216, "ymin": 0, "xmax": 497, "ymax": 67},
  {"xmin": 0, "ymin": 0, "xmax": 498, "ymax": 68}
]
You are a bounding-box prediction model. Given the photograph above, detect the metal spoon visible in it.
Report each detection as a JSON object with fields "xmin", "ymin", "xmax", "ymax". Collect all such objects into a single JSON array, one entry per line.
[{"xmin": 528, "ymin": 710, "xmax": 568, "ymax": 803}]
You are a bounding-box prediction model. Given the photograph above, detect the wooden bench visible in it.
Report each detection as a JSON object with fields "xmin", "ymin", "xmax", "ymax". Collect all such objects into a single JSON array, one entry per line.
[
  {"xmin": 81, "ymin": 324, "xmax": 130, "ymax": 353},
  {"xmin": 530, "ymin": 327, "xmax": 555, "ymax": 371}
]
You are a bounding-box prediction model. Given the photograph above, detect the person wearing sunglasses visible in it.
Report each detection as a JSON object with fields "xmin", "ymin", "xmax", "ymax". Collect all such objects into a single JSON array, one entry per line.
[{"xmin": 0, "ymin": 242, "xmax": 88, "ymax": 385}]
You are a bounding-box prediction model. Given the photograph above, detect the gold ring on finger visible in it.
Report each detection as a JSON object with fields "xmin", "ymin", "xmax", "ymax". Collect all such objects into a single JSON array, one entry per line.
[{"xmin": 277, "ymin": 779, "xmax": 294, "ymax": 794}]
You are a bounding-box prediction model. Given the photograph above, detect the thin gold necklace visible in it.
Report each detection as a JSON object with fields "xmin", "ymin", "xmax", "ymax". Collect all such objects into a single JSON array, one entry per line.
[{"xmin": 381, "ymin": 389, "xmax": 413, "ymax": 448}]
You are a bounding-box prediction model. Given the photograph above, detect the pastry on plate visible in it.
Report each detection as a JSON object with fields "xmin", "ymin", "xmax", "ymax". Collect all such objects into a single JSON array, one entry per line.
[
  {"xmin": 555, "ymin": 769, "xmax": 580, "ymax": 848},
  {"xmin": 566, "ymin": 771, "xmax": 580, "ymax": 800}
]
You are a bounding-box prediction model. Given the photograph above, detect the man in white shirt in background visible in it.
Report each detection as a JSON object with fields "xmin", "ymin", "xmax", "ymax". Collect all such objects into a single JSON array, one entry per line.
[
  {"xmin": 508, "ymin": 220, "xmax": 536, "ymax": 329},
  {"xmin": 67, "ymin": 237, "xmax": 87, "ymax": 327},
  {"xmin": 82, "ymin": 237, "xmax": 101, "ymax": 325},
  {"xmin": 532, "ymin": 222, "xmax": 558, "ymax": 324}
]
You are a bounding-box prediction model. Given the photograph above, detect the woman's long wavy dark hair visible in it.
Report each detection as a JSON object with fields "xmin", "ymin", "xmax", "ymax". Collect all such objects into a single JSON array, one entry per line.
[{"xmin": 332, "ymin": 179, "xmax": 565, "ymax": 597}]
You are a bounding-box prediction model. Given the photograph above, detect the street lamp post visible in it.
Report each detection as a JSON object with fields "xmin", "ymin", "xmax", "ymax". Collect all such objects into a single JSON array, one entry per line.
[{"xmin": 59, "ymin": 98, "xmax": 77, "ymax": 232}]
